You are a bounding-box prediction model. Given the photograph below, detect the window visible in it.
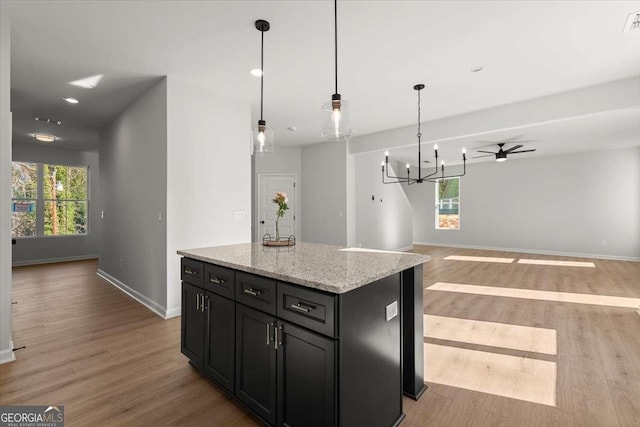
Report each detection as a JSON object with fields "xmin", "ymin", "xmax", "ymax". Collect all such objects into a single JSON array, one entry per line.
[
  {"xmin": 435, "ymin": 177, "xmax": 460, "ymax": 230},
  {"xmin": 11, "ymin": 162, "xmax": 88, "ymax": 238}
]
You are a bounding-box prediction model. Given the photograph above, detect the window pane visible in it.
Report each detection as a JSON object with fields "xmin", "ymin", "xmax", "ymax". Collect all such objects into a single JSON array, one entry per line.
[
  {"xmin": 11, "ymin": 162, "xmax": 37, "ymax": 199},
  {"xmin": 67, "ymin": 166, "xmax": 88, "ymax": 200},
  {"xmin": 45, "ymin": 201, "xmax": 87, "ymax": 235},
  {"xmin": 436, "ymin": 178, "xmax": 460, "ymax": 230},
  {"xmin": 12, "ymin": 205, "xmax": 36, "ymax": 237}
]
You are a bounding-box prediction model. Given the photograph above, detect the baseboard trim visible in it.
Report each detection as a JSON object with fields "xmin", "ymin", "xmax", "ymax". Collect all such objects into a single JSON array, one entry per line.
[
  {"xmin": 165, "ymin": 306, "xmax": 181, "ymax": 319},
  {"xmin": 395, "ymin": 245, "xmax": 414, "ymax": 252},
  {"xmin": 0, "ymin": 340, "xmax": 16, "ymax": 365},
  {"xmin": 12, "ymin": 254, "xmax": 98, "ymax": 267},
  {"xmin": 413, "ymin": 242, "xmax": 640, "ymax": 262},
  {"xmin": 96, "ymin": 269, "xmax": 176, "ymax": 320}
]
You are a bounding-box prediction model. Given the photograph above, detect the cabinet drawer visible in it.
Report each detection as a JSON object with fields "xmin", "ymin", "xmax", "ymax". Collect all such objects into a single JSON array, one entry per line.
[
  {"xmin": 181, "ymin": 258, "xmax": 204, "ymax": 287},
  {"xmin": 235, "ymin": 272, "xmax": 276, "ymax": 315},
  {"xmin": 277, "ymin": 282, "xmax": 337, "ymax": 338},
  {"xmin": 204, "ymin": 264, "xmax": 235, "ymax": 299}
]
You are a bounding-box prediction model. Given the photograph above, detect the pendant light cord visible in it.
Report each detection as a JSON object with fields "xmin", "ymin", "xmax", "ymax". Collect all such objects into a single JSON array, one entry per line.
[
  {"xmin": 334, "ymin": 0, "xmax": 338, "ymax": 94},
  {"xmin": 260, "ymin": 28, "xmax": 265, "ymax": 121}
]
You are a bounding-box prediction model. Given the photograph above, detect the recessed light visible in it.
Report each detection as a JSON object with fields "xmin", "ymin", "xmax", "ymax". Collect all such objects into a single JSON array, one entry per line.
[
  {"xmin": 34, "ymin": 133, "xmax": 56, "ymax": 143},
  {"xmin": 250, "ymin": 68, "xmax": 263, "ymax": 77},
  {"xmin": 63, "ymin": 97, "xmax": 79, "ymax": 104},
  {"xmin": 471, "ymin": 66, "xmax": 483, "ymax": 72},
  {"xmin": 287, "ymin": 126, "xmax": 297, "ymax": 132}
]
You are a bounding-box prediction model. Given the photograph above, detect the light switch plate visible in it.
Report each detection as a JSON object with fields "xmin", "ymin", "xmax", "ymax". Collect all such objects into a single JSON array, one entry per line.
[
  {"xmin": 386, "ymin": 300, "xmax": 398, "ymax": 322},
  {"xmin": 233, "ymin": 210, "xmax": 245, "ymax": 221}
]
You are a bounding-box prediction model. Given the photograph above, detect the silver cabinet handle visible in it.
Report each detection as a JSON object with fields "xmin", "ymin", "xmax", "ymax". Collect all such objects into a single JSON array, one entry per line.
[
  {"xmin": 290, "ymin": 302, "xmax": 313, "ymax": 313},
  {"xmin": 243, "ymin": 288, "xmax": 261, "ymax": 297},
  {"xmin": 266, "ymin": 322, "xmax": 271, "ymax": 345},
  {"xmin": 185, "ymin": 268, "xmax": 197, "ymax": 276},
  {"xmin": 195, "ymin": 293, "xmax": 200, "ymax": 310},
  {"xmin": 202, "ymin": 295, "xmax": 207, "ymax": 312},
  {"xmin": 274, "ymin": 326, "xmax": 282, "ymax": 350},
  {"xmin": 209, "ymin": 277, "xmax": 225, "ymax": 285}
]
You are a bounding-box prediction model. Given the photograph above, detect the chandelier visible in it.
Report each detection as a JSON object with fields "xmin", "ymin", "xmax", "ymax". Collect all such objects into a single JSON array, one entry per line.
[{"xmin": 382, "ymin": 84, "xmax": 466, "ymax": 185}]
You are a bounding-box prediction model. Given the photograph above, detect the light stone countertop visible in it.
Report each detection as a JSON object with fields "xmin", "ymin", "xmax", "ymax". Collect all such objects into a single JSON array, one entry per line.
[{"xmin": 177, "ymin": 242, "xmax": 429, "ymax": 294}]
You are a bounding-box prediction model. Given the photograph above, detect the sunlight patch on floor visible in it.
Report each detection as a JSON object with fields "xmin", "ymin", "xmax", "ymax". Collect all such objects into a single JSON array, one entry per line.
[
  {"xmin": 424, "ymin": 315, "xmax": 557, "ymax": 355},
  {"xmin": 443, "ymin": 255, "xmax": 514, "ymax": 263},
  {"xmin": 427, "ymin": 282, "xmax": 640, "ymax": 309},
  {"xmin": 517, "ymin": 259, "xmax": 595, "ymax": 268},
  {"xmin": 425, "ymin": 343, "xmax": 557, "ymax": 407}
]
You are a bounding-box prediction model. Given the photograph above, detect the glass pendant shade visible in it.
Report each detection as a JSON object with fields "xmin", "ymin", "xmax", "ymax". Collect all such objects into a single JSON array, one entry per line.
[
  {"xmin": 251, "ymin": 120, "xmax": 274, "ymax": 156},
  {"xmin": 321, "ymin": 97, "xmax": 351, "ymax": 141}
]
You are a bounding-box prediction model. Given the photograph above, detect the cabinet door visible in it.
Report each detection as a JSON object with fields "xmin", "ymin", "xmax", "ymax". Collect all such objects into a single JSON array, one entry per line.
[
  {"xmin": 204, "ymin": 292, "xmax": 235, "ymax": 393},
  {"xmin": 181, "ymin": 282, "xmax": 205, "ymax": 369},
  {"xmin": 277, "ymin": 321, "xmax": 336, "ymax": 427},
  {"xmin": 236, "ymin": 304, "xmax": 277, "ymax": 425}
]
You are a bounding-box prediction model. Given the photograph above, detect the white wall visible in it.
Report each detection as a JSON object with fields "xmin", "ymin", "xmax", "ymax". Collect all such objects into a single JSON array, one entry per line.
[
  {"xmin": 407, "ymin": 147, "xmax": 640, "ymax": 260},
  {"xmin": 301, "ymin": 141, "xmax": 348, "ymax": 246},
  {"xmin": 253, "ymin": 147, "xmax": 302, "ymax": 242},
  {"xmin": 353, "ymin": 151, "xmax": 413, "ymax": 251},
  {"xmin": 99, "ymin": 79, "xmax": 168, "ymax": 314},
  {"xmin": 11, "ymin": 144, "xmax": 100, "ymax": 265},
  {"xmin": 0, "ymin": 12, "xmax": 14, "ymax": 364},
  {"xmin": 166, "ymin": 77, "xmax": 251, "ymax": 316}
]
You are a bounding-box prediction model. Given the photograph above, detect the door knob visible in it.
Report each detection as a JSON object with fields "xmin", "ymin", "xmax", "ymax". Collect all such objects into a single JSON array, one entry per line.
[{"xmin": 260, "ymin": 221, "xmax": 265, "ymax": 224}]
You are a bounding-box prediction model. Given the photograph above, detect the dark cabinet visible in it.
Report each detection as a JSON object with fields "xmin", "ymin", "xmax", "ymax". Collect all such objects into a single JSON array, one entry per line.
[
  {"xmin": 277, "ymin": 321, "xmax": 335, "ymax": 427},
  {"xmin": 204, "ymin": 291, "xmax": 235, "ymax": 393},
  {"xmin": 235, "ymin": 304, "xmax": 277, "ymax": 425},
  {"xmin": 181, "ymin": 282, "xmax": 205, "ymax": 368},
  {"xmin": 180, "ymin": 256, "xmax": 405, "ymax": 427}
]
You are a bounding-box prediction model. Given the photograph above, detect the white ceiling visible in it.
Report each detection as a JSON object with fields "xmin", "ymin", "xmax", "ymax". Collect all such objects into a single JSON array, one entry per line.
[{"xmin": 4, "ymin": 1, "xmax": 640, "ymax": 152}]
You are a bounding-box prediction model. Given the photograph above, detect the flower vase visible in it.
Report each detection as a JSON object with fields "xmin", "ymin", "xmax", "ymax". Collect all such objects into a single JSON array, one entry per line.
[{"xmin": 275, "ymin": 216, "xmax": 280, "ymax": 241}]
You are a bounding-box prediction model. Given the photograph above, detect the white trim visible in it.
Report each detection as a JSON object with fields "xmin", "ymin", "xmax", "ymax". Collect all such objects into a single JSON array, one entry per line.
[
  {"xmin": 12, "ymin": 254, "xmax": 98, "ymax": 267},
  {"xmin": 0, "ymin": 340, "xmax": 16, "ymax": 364},
  {"xmin": 97, "ymin": 269, "xmax": 174, "ymax": 319},
  {"xmin": 414, "ymin": 241, "xmax": 640, "ymax": 262},
  {"xmin": 395, "ymin": 245, "xmax": 414, "ymax": 252},
  {"xmin": 165, "ymin": 306, "xmax": 181, "ymax": 319}
]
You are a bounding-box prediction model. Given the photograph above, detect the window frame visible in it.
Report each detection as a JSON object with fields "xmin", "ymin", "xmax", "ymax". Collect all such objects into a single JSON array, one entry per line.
[
  {"xmin": 11, "ymin": 161, "xmax": 90, "ymax": 239},
  {"xmin": 434, "ymin": 177, "xmax": 461, "ymax": 231}
]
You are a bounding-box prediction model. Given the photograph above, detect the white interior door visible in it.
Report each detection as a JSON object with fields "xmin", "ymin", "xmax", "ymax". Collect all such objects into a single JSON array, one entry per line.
[{"xmin": 258, "ymin": 174, "xmax": 296, "ymax": 240}]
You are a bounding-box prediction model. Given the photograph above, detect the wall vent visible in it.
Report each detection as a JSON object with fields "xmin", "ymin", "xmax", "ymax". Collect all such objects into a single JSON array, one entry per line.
[{"xmin": 623, "ymin": 10, "xmax": 640, "ymax": 34}]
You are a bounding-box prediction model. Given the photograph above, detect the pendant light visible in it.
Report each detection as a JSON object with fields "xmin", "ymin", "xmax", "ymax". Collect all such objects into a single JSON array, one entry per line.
[
  {"xmin": 321, "ymin": 0, "xmax": 351, "ymax": 140},
  {"xmin": 382, "ymin": 84, "xmax": 466, "ymax": 184},
  {"xmin": 251, "ymin": 19, "xmax": 274, "ymax": 155}
]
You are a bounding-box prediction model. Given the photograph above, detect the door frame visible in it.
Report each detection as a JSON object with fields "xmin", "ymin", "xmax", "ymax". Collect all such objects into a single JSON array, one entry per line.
[{"xmin": 256, "ymin": 173, "xmax": 299, "ymax": 241}]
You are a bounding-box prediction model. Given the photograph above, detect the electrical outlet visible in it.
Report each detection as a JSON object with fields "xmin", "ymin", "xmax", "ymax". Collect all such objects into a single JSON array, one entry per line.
[
  {"xmin": 601, "ymin": 240, "xmax": 607, "ymax": 247},
  {"xmin": 386, "ymin": 301, "xmax": 398, "ymax": 321},
  {"xmin": 233, "ymin": 210, "xmax": 245, "ymax": 221},
  {"xmin": 119, "ymin": 258, "xmax": 123, "ymax": 268}
]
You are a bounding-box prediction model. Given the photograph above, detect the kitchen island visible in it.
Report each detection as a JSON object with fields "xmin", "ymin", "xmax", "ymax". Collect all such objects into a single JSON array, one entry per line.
[{"xmin": 178, "ymin": 242, "xmax": 429, "ymax": 427}]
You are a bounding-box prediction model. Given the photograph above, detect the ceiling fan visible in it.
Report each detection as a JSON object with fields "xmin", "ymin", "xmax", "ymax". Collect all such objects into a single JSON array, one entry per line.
[{"xmin": 473, "ymin": 143, "xmax": 536, "ymax": 162}]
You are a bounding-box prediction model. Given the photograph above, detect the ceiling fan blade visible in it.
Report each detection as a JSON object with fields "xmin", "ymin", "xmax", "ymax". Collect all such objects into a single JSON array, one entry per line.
[
  {"xmin": 476, "ymin": 150, "xmax": 497, "ymax": 154},
  {"xmin": 504, "ymin": 144, "xmax": 523, "ymax": 153},
  {"xmin": 471, "ymin": 154, "xmax": 494, "ymax": 159},
  {"xmin": 510, "ymin": 149, "xmax": 536, "ymax": 154}
]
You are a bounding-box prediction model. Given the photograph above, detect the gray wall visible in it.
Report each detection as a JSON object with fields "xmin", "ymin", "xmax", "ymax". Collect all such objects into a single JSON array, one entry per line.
[
  {"xmin": 253, "ymin": 147, "xmax": 302, "ymax": 242},
  {"xmin": 165, "ymin": 77, "xmax": 251, "ymax": 315},
  {"xmin": 99, "ymin": 79, "xmax": 168, "ymax": 312},
  {"xmin": 406, "ymin": 146, "xmax": 640, "ymax": 260},
  {"xmin": 12, "ymin": 144, "xmax": 100, "ymax": 265},
  {"xmin": 301, "ymin": 141, "xmax": 348, "ymax": 246},
  {"xmin": 0, "ymin": 12, "xmax": 13, "ymax": 363},
  {"xmin": 353, "ymin": 151, "xmax": 413, "ymax": 251}
]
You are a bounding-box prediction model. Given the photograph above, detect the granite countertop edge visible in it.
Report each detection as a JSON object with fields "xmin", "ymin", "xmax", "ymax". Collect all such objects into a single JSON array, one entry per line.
[{"xmin": 177, "ymin": 249, "xmax": 429, "ymax": 294}]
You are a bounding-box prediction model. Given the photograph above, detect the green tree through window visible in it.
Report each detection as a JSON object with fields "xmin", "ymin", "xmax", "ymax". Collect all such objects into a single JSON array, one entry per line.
[{"xmin": 11, "ymin": 162, "xmax": 88, "ymax": 238}]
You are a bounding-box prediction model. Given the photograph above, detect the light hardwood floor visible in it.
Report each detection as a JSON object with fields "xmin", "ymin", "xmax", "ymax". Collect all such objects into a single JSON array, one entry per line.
[{"xmin": 1, "ymin": 246, "xmax": 639, "ymax": 426}]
